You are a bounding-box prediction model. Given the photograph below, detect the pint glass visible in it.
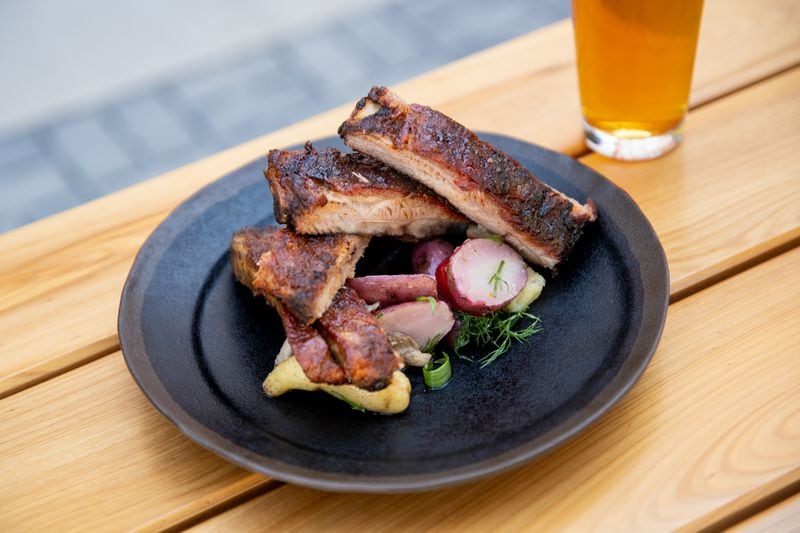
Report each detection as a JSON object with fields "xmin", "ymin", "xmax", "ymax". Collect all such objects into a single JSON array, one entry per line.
[{"xmin": 572, "ymin": 0, "xmax": 704, "ymax": 160}]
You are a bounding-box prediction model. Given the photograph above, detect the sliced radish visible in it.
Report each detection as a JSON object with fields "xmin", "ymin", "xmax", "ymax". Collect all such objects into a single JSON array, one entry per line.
[
  {"xmin": 435, "ymin": 256, "xmax": 455, "ymax": 305},
  {"xmin": 411, "ymin": 239, "xmax": 455, "ymax": 277},
  {"xmin": 446, "ymin": 238, "xmax": 527, "ymax": 315},
  {"xmin": 377, "ymin": 300, "xmax": 455, "ymax": 350},
  {"xmin": 347, "ymin": 274, "xmax": 437, "ymax": 307}
]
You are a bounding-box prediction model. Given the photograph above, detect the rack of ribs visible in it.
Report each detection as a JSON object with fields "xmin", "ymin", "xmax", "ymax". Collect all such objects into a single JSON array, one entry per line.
[
  {"xmin": 231, "ymin": 227, "xmax": 400, "ymax": 390},
  {"xmin": 266, "ymin": 142, "xmax": 467, "ymax": 240},
  {"xmin": 338, "ymin": 86, "xmax": 597, "ymax": 270}
]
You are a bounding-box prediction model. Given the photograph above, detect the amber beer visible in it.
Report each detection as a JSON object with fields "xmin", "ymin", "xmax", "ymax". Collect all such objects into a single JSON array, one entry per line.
[{"xmin": 572, "ymin": 0, "xmax": 704, "ymax": 160}]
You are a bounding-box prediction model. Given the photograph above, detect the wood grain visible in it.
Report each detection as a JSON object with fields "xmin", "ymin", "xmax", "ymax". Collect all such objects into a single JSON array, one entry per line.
[
  {"xmin": 584, "ymin": 67, "xmax": 800, "ymax": 299},
  {"xmin": 0, "ymin": 353, "xmax": 268, "ymax": 531},
  {"xmin": 1, "ymin": 0, "xmax": 799, "ymax": 397},
  {"xmin": 729, "ymin": 492, "xmax": 800, "ymax": 532},
  {"xmin": 684, "ymin": 468, "xmax": 800, "ymax": 531},
  {"xmin": 189, "ymin": 247, "xmax": 800, "ymax": 532},
  {"xmin": 689, "ymin": 0, "xmax": 800, "ymax": 106}
]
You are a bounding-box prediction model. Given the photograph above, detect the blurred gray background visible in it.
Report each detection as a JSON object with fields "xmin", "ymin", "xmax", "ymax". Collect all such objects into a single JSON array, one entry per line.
[{"xmin": 0, "ymin": 0, "xmax": 570, "ymax": 232}]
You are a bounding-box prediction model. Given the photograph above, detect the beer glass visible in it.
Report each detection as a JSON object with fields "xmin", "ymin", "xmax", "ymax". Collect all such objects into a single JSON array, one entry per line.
[{"xmin": 572, "ymin": 0, "xmax": 704, "ymax": 160}]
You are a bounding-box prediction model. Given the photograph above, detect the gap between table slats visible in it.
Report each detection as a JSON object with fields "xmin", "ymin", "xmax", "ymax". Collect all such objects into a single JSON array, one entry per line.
[
  {"xmin": 726, "ymin": 489, "xmax": 800, "ymax": 533},
  {"xmin": 689, "ymin": 471, "xmax": 800, "ymax": 532}
]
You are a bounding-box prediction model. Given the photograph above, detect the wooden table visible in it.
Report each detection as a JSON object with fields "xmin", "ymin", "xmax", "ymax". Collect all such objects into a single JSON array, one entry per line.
[{"xmin": 2, "ymin": 0, "xmax": 799, "ymax": 530}]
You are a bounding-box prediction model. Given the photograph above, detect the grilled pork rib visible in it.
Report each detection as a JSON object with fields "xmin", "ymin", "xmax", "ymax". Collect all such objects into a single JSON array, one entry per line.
[
  {"xmin": 231, "ymin": 228, "xmax": 346, "ymax": 384},
  {"xmin": 230, "ymin": 226, "xmax": 369, "ymax": 324},
  {"xmin": 231, "ymin": 227, "xmax": 399, "ymax": 390},
  {"xmin": 317, "ymin": 286, "xmax": 401, "ymax": 390},
  {"xmin": 266, "ymin": 143, "xmax": 467, "ymax": 239},
  {"xmin": 339, "ymin": 86, "xmax": 597, "ymax": 270},
  {"xmin": 270, "ymin": 300, "xmax": 348, "ymax": 385}
]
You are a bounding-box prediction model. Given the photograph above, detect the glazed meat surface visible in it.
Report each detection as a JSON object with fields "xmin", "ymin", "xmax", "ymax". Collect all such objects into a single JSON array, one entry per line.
[
  {"xmin": 231, "ymin": 226, "xmax": 369, "ymax": 324},
  {"xmin": 317, "ymin": 286, "xmax": 402, "ymax": 390},
  {"xmin": 266, "ymin": 143, "xmax": 467, "ymax": 240},
  {"xmin": 271, "ymin": 301, "xmax": 347, "ymax": 385},
  {"xmin": 231, "ymin": 227, "xmax": 399, "ymax": 389},
  {"xmin": 338, "ymin": 86, "xmax": 597, "ymax": 270},
  {"xmin": 230, "ymin": 229, "xmax": 346, "ymax": 384}
]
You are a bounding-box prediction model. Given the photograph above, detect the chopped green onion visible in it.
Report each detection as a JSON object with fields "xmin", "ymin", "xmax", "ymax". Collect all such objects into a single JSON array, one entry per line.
[
  {"xmin": 484, "ymin": 233, "xmax": 504, "ymax": 244},
  {"xmin": 423, "ymin": 352, "xmax": 452, "ymax": 390},
  {"xmin": 416, "ymin": 295, "xmax": 438, "ymax": 313}
]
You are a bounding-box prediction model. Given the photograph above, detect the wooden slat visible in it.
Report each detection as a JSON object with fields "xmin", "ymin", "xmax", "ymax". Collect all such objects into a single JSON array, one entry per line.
[
  {"xmin": 0, "ymin": 352, "xmax": 268, "ymax": 531},
  {"xmin": 1, "ymin": 70, "xmax": 799, "ymax": 531},
  {"xmin": 188, "ymin": 248, "xmax": 800, "ymax": 532},
  {"xmin": 689, "ymin": 0, "xmax": 800, "ymax": 106},
  {"xmin": 1, "ymin": 0, "xmax": 798, "ymax": 397},
  {"xmin": 583, "ymin": 68, "xmax": 800, "ymax": 299},
  {"xmin": 729, "ymin": 492, "xmax": 800, "ymax": 533}
]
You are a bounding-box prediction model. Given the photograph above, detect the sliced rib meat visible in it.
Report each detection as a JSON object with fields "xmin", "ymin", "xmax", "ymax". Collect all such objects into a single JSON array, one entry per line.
[
  {"xmin": 266, "ymin": 143, "xmax": 467, "ymax": 240},
  {"xmin": 230, "ymin": 228, "xmax": 346, "ymax": 384},
  {"xmin": 316, "ymin": 286, "xmax": 402, "ymax": 390},
  {"xmin": 231, "ymin": 227, "xmax": 399, "ymax": 390},
  {"xmin": 338, "ymin": 86, "xmax": 597, "ymax": 270},
  {"xmin": 271, "ymin": 300, "xmax": 347, "ymax": 385},
  {"xmin": 231, "ymin": 226, "xmax": 369, "ymax": 324}
]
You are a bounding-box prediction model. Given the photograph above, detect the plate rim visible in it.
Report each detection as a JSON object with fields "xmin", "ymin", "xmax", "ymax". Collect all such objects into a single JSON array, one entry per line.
[{"xmin": 119, "ymin": 133, "xmax": 669, "ymax": 492}]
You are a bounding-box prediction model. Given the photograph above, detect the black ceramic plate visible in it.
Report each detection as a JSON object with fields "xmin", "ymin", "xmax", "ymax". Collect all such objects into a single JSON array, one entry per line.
[{"xmin": 119, "ymin": 134, "xmax": 668, "ymax": 492}]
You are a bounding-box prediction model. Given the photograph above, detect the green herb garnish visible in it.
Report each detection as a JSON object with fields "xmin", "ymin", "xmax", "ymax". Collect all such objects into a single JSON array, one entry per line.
[
  {"xmin": 484, "ymin": 233, "xmax": 504, "ymax": 244},
  {"xmin": 488, "ymin": 260, "xmax": 509, "ymax": 296},
  {"xmin": 455, "ymin": 309, "xmax": 542, "ymax": 367},
  {"xmin": 423, "ymin": 352, "xmax": 452, "ymax": 390},
  {"xmin": 421, "ymin": 333, "xmax": 444, "ymax": 353},
  {"xmin": 416, "ymin": 295, "xmax": 438, "ymax": 313}
]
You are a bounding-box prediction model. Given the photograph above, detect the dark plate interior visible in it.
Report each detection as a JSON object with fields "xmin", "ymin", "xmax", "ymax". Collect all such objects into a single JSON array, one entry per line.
[{"xmin": 119, "ymin": 134, "xmax": 668, "ymax": 492}]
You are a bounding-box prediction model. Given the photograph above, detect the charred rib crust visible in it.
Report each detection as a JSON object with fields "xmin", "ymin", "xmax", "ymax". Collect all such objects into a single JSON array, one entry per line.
[
  {"xmin": 266, "ymin": 142, "xmax": 467, "ymax": 236},
  {"xmin": 230, "ymin": 228, "xmax": 346, "ymax": 385},
  {"xmin": 317, "ymin": 286, "xmax": 400, "ymax": 390},
  {"xmin": 272, "ymin": 301, "xmax": 346, "ymax": 384},
  {"xmin": 231, "ymin": 228, "xmax": 397, "ymax": 389},
  {"xmin": 339, "ymin": 86, "xmax": 597, "ymax": 267},
  {"xmin": 230, "ymin": 227, "xmax": 275, "ymax": 289},
  {"xmin": 232, "ymin": 226, "xmax": 368, "ymax": 324}
]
